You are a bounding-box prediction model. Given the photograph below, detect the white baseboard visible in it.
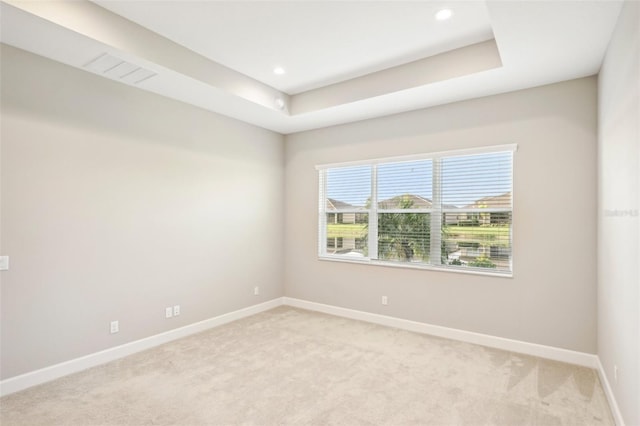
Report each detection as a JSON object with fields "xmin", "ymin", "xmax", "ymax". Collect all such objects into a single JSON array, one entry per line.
[
  {"xmin": 0, "ymin": 297, "xmax": 284, "ymax": 397},
  {"xmin": 1, "ymin": 296, "xmax": 606, "ymax": 402},
  {"xmin": 283, "ymin": 297, "xmax": 598, "ymax": 368},
  {"xmin": 596, "ymin": 357, "xmax": 626, "ymax": 426}
]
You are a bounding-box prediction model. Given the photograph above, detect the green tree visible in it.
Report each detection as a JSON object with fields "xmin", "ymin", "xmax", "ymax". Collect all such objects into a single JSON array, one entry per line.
[{"xmin": 375, "ymin": 196, "xmax": 430, "ymax": 262}]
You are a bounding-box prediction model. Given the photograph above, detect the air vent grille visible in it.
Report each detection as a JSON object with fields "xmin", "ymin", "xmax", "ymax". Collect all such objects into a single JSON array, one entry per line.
[{"xmin": 84, "ymin": 53, "xmax": 156, "ymax": 85}]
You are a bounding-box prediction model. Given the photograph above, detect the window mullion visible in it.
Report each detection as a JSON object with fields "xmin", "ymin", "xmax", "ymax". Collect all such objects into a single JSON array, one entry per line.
[
  {"xmin": 318, "ymin": 170, "xmax": 327, "ymax": 256},
  {"xmin": 369, "ymin": 164, "xmax": 378, "ymax": 260},
  {"xmin": 430, "ymin": 158, "xmax": 442, "ymax": 265}
]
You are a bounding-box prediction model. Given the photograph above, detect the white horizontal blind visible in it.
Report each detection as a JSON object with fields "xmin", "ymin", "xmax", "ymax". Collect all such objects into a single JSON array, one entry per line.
[
  {"xmin": 320, "ymin": 165, "xmax": 371, "ymax": 257},
  {"xmin": 440, "ymin": 151, "xmax": 513, "ymax": 272},
  {"xmin": 377, "ymin": 160, "xmax": 433, "ymax": 263},
  {"xmin": 318, "ymin": 145, "xmax": 514, "ymax": 275}
]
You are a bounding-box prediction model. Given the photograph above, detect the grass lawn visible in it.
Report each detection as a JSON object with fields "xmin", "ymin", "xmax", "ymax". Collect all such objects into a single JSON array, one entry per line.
[
  {"xmin": 445, "ymin": 225, "xmax": 511, "ymax": 246},
  {"xmin": 327, "ymin": 223, "xmax": 367, "ymax": 239},
  {"xmin": 326, "ymin": 223, "xmax": 510, "ymax": 246}
]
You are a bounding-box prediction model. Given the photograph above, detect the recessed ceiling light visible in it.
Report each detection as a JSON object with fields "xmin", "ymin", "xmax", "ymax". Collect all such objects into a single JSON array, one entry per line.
[
  {"xmin": 273, "ymin": 66, "xmax": 285, "ymax": 75},
  {"xmin": 435, "ymin": 9, "xmax": 453, "ymax": 21}
]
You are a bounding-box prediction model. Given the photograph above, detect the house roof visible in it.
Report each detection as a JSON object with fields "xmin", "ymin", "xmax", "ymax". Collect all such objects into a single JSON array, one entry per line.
[
  {"xmin": 464, "ymin": 192, "xmax": 512, "ymax": 209},
  {"xmin": 326, "ymin": 198, "xmax": 355, "ymax": 211}
]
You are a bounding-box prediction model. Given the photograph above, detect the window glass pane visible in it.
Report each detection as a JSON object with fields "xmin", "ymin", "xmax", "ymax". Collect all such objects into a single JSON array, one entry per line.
[
  {"xmin": 326, "ymin": 213, "xmax": 368, "ymax": 257},
  {"xmin": 378, "ymin": 213, "xmax": 430, "ymax": 263},
  {"xmin": 442, "ymin": 212, "xmax": 511, "ymax": 272},
  {"xmin": 326, "ymin": 165, "xmax": 371, "ymax": 209},
  {"xmin": 442, "ymin": 152, "xmax": 512, "ymax": 208},
  {"xmin": 378, "ymin": 160, "xmax": 432, "ymax": 209}
]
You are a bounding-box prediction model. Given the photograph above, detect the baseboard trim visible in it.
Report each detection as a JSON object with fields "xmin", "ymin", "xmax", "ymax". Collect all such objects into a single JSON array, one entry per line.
[
  {"xmin": 596, "ymin": 357, "xmax": 626, "ymax": 426},
  {"xmin": 1, "ymin": 296, "xmax": 604, "ymax": 399},
  {"xmin": 283, "ymin": 297, "xmax": 598, "ymax": 368},
  {"xmin": 0, "ymin": 297, "xmax": 284, "ymax": 397}
]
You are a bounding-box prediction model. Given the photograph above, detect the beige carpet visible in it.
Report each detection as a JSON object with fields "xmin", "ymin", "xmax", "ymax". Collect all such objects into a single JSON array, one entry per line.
[{"xmin": 0, "ymin": 306, "xmax": 614, "ymax": 425}]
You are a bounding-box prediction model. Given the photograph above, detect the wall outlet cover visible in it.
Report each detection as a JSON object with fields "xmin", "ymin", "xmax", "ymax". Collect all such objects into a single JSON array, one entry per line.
[{"xmin": 0, "ymin": 256, "xmax": 9, "ymax": 271}]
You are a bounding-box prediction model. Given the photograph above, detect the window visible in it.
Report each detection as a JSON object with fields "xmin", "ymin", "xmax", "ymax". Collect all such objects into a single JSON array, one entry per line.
[{"xmin": 317, "ymin": 145, "xmax": 515, "ymax": 275}]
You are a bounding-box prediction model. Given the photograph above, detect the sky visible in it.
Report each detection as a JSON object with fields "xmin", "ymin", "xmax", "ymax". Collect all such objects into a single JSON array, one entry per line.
[{"xmin": 325, "ymin": 152, "xmax": 512, "ymax": 208}]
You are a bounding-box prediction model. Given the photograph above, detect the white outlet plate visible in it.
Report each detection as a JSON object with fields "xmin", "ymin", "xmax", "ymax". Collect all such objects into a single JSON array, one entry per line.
[
  {"xmin": 382, "ymin": 296, "xmax": 388, "ymax": 305},
  {"xmin": 254, "ymin": 286, "xmax": 259, "ymax": 295},
  {"xmin": 173, "ymin": 305, "xmax": 180, "ymax": 316},
  {"xmin": 110, "ymin": 320, "xmax": 119, "ymax": 334},
  {"xmin": 165, "ymin": 307, "xmax": 173, "ymax": 318},
  {"xmin": 0, "ymin": 256, "xmax": 9, "ymax": 271}
]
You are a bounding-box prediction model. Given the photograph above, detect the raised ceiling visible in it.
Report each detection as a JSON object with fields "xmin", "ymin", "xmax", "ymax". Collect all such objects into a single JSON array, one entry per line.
[
  {"xmin": 0, "ymin": 0, "xmax": 624, "ymax": 134},
  {"xmin": 93, "ymin": 1, "xmax": 495, "ymax": 94}
]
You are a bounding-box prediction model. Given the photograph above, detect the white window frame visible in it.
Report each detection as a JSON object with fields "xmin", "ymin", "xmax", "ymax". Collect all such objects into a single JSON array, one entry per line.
[{"xmin": 317, "ymin": 144, "xmax": 517, "ymax": 278}]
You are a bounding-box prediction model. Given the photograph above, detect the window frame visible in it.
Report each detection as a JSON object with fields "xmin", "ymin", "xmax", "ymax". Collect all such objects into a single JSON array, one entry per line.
[{"xmin": 317, "ymin": 144, "xmax": 517, "ymax": 278}]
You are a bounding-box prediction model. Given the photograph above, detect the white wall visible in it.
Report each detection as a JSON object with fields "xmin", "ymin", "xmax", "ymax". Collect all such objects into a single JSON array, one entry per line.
[
  {"xmin": 285, "ymin": 77, "xmax": 598, "ymax": 353},
  {"xmin": 597, "ymin": 1, "xmax": 640, "ymax": 425},
  {"xmin": 0, "ymin": 45, "xmax": 284, "ymax": 379}
]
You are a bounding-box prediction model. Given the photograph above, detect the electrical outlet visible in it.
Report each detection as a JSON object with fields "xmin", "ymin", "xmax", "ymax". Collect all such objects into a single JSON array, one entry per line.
[
  {"xmin": 173, "ymin": 305, "xmax": 180, "ymax": 316},
  {"xmin": 0, "ymin": 256, "xmax": 9, "ymax": 271},
  {"xmin": 165, "ymin": 307, "xmax": 173, "ymax": 318},
  {"xmin": 110, "ymin": 320, "xmax": 119, "ymax": 334},
  {"xmin": 254, "ymin": 286, "xmax": 260, "ymax": 296},
  {"xmin": 614, "ymin": 365, "xmax": 618, "ymax": 383},
  {"xmin": 381, "ymin": 296, "xmax": 388, "ymax": 305}
]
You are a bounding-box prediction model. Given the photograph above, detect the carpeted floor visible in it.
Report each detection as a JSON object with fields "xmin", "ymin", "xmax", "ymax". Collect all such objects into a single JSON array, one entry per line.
[{"xmin": 0, "ymin": 306, "xmax": 614, "ymax": 425}]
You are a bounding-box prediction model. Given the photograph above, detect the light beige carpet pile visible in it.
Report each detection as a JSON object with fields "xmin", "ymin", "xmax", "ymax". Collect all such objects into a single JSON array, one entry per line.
[{"xmin": 0, "ymin": 306, "xmax": 614, "ymax": 425}]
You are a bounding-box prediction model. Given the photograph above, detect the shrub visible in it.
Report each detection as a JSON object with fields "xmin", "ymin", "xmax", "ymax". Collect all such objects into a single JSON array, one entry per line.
[{"xmin": 469, "ymin": 256, "xmax": 497, "ymax": 268}]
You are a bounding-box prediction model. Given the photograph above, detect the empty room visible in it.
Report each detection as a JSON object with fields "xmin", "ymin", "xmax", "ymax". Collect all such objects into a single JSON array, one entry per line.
[{"xmin": 0, "ymin": 1, "xmax": 638, "ymax": 425}]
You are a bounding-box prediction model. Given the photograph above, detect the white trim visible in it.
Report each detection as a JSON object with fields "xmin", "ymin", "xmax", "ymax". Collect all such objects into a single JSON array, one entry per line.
[
  {"xmin": 315, "ymin": 143, "xmax": 518, "ymax": 170},
  {"xmin": 318, "ymin": 170, "xmax": 327, "ymax": 256},
  {"xmin": 283, "ymin": 297, "xmax": 597, "ymax": 368},
  {"xmin": 369, "ymin": 164, "xmax": 378, "ymax": 260},
  {"xmin": 430, "ymin": 157, "xmax": 443, "ymax": 265},
  {"xmin": 596, "ymin": 357, "xmax": 626, "ymax": 426},
  {"xmin": 0, "ymin": 298, "xmax": 284, "ymax": 397},
  {"xmin": 318, "ymin": 255, "xmax": 513, "ymax": 278}
]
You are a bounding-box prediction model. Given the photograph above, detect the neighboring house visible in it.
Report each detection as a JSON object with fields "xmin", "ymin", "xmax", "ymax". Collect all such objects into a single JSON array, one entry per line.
[
  {"xmin": 378, "ymin": 194, "xmax": 461, "ymax": 224},
  {"xmin": 326, "ymin": 198, "xmax": 356, "ymax": 224},
  {"xmin": 450, "ymin": 192, "xmax": 512, "ymax": 263},
  {"xmin": 462, "ymin": 192, "xmax": 512, "ymax": 225},
  {"xmin": 326, "ymin": 198, "xmax": 363, "ymax": 252}
]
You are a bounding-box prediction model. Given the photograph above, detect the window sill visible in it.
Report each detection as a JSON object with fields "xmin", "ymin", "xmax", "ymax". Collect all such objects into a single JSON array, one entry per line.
[{"xmin": 318, "ymin": 255, "xmax": 513, "ymax": 278}]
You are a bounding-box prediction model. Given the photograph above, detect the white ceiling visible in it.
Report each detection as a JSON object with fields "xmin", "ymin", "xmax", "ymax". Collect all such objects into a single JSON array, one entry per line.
[
  {"xmin": 93, "ymin": 1, "xmax": 495, "ymax": 94},
  {"xmin": 0, "ymin": 0, "xmax": 624, "ymax": 134}
]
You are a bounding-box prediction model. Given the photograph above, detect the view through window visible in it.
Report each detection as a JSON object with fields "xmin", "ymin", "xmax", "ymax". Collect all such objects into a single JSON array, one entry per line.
[{"xmin": 318, "ymin": 146, "xmax": 515, "ymax": 274}]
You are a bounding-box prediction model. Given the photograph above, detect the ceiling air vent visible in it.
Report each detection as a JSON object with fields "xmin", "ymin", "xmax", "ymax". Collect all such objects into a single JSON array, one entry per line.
[{"xmin": 83, "ymin": 53, "xmax": 156, "ymax": 85}]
